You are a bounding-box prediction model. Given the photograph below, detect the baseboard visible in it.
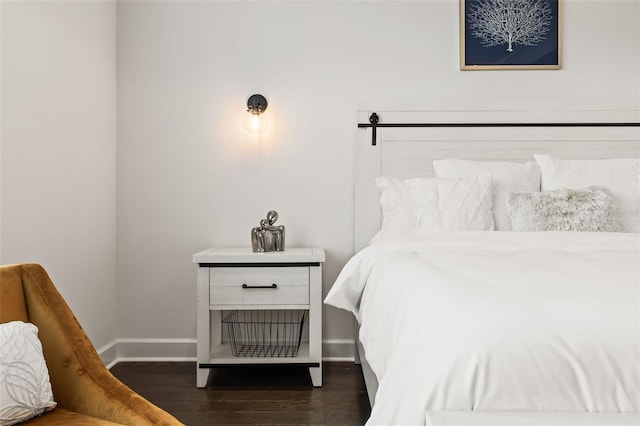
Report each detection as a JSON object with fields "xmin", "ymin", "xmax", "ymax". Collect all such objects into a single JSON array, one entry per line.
[
  {"xmin": 100, "ymin": 338, "xmax": 356, "ymax": 368},
  {"xmin": 97, "ymin": 340, "xmax": 119, "ymax": 369},
  {"xmin": 99, "ymin": 338, "xmax": 197, "ymax": 369},
  {"xmin": 322, "ymin": 339, "xmax": 356, "ymax": 361}
]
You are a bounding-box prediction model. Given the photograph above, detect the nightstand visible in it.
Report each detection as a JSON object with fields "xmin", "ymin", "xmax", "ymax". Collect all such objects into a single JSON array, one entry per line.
[{"xmin": 193, "ymin": 247, "xmax": 325, "ymax": 388}]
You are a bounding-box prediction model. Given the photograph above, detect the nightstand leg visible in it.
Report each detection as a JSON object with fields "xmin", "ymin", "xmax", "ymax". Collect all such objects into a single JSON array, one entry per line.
[
  {"xmin": 308, "ymin": 265, "xmax": 323, "ymax": 387},
  {"xmin": 197, "ymin": 368, "xmax": 209, "ymax": 388},
  {"xmin": 309, "ymin": 365, "xmax": 322, "ymax": 387},
  {"xmin": 197, "ymin": 267, "xmax": 211, "ymax": 389}
]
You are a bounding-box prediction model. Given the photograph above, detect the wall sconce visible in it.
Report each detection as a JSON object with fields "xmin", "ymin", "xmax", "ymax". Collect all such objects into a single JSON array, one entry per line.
[{"xmin": 244, "ymin": 94, "xmax": 268, "ymax": 133}]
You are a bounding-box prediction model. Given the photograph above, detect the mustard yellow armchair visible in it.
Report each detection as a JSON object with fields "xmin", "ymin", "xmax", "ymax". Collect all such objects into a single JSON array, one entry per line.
[{"xmin": 0, "ymin": 263, "xmax": 184, "ymax": 425}]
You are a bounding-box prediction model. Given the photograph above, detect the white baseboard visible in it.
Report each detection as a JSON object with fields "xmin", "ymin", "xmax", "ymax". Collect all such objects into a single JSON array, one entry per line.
[
  {"xmin": 100, "ymin": 338, "xmax": 355, "ymax": 368},
  {"xmin": 97, "ymin": 340, "xmax": 119, "ymax": 369},
  {"xmin": 99, "ymin": 338, "xmax": 197, "ymax": 369},
  {"xmin": 322, "ymin": 339, "xmax": 356, "ymax": 361}
]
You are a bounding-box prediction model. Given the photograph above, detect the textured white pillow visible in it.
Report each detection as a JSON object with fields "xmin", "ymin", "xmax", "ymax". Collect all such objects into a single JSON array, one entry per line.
[
  {"xmin": 535, "ymin": 154, "xmax": 640, "ymax": 232},
  {"xmin": 373, "ymin": 177, "xmax": 438, "ymax": 241},
  {"xmin": 0, "ymin": 321, "xmax": 56, "ymax": 425},
  {"xmin": 507, "ymin": 186, "xmax": 621, "ymax": 232},
  {"xmin": 433, "ymin": 159, "xmax": 540, "ymax": 231},
  {"xmin": 436, "ymin": 174, "xmax": 494, "ymax": 231}
]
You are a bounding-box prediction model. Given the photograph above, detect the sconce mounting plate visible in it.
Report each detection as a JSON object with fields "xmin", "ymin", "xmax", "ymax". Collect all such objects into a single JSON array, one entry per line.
[{"xmin": 247, "ymin": 94, "xmax": 268, "ymax": 114}]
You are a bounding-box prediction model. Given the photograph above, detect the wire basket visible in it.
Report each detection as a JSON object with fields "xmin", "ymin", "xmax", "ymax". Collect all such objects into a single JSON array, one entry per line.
[{"xmin": 223, "ymin": 309, "xmax": 307, "ymax": 357}]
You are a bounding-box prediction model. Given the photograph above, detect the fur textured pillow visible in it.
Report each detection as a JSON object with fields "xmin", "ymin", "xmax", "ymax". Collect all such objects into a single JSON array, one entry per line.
[
  {"xmin": 535, "ymin": 154, "xmax": 639, "ymax": 232},
  {"xmin": 506, "ymin": 186, "xmax": 620, "ymax": 232}
]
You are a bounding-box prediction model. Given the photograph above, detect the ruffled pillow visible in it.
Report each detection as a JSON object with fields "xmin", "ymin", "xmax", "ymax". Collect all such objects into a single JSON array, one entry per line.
[
  {"xmin": 434, "ymin": 159, "xmax": 540, "ymax": 231},
  {"xmin": 373, "ymin": 174, "xmax": 494, "ymax": 241},
  {"xmin": 435, "ymin": 174, "xmax": 494, "ymax": 231}
]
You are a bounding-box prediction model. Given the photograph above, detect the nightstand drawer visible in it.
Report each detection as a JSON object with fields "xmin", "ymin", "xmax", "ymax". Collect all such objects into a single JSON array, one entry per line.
[{"xmin": 210, "ymin": 267, "xmax": 309, "ymax": 306}]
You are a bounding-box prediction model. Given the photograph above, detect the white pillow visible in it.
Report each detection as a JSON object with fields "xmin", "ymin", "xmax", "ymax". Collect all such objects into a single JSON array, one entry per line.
[
  {"xmin": 0, "ymin": 321, "xmax": 56, "ymax": 425},
  {"xmin": 534, "ymin": 154, "xmax": 640, "ymax": 232},
  {"xmin": 507, "ymin": 186, "xmax": 621, "ymax": 232},
  {"xmin": 373, "ymin": 175, "xmax": 494, "ymax": 240},
  {"xmin": 433, "ymin": 159, "xmax": 540, "ymax": 231},
  {"xmin": 436, "ymin": 174, "xmax": 494, "ymax": 231},
  {"xmin": 373, "ymin": 176, "xmax": 438, "ymax": 241}
]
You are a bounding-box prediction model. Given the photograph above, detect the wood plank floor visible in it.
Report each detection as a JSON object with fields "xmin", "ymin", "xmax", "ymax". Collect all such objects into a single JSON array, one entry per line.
[{"xmin": 111, "ymin": 362, "xmax": 371, "ymax": 425}]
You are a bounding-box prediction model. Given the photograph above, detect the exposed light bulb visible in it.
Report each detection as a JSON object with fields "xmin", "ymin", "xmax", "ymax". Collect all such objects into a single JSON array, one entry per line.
[
  {"xmin": 251, "ymin": 114, "xmax": 260, "ymax": 130},
  {"xmin": 244, "ymin": 112, "xmax": 268, "ymax": 133}
]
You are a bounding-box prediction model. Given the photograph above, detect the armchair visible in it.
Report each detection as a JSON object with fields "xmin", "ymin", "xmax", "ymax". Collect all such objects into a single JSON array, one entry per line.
[{"xmin": 0, "ymin": 263, "xmax": 184, "ymax": 425}]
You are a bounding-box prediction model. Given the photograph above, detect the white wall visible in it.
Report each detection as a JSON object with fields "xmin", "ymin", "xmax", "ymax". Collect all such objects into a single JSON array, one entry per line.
[
  {"xmin": 0, "ymin": 0, "xmax": 117, "ymax": 350},
  {"xmin": 116, "ymin": 0, "xmax": 639, "ymax": 354},
  {"xmin": 2, "ymin": 0, "xmax": 637, "ymax": 359}
]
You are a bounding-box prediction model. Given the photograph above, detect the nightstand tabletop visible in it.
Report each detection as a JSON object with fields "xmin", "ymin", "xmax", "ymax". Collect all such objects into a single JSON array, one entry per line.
[{"xmin": 193, "ymin": 247, "xmax": 325, "ymax": 264}]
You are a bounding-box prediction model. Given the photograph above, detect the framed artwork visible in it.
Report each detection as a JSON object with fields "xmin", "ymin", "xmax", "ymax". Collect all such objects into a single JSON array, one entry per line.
[{"xmin": 461, "ymin": 0, "xmax": 561, "ymax": 70}]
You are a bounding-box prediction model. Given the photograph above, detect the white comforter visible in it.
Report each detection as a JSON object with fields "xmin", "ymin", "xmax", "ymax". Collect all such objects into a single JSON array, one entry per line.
[{"xmin": 325, "ymin": 232, "xmax": 640, "ymax": 426}]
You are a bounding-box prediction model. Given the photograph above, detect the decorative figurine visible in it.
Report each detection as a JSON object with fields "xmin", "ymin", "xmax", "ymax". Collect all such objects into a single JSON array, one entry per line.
[{"xmin": 251, "ymin": 210, "xmax": 285, "ymax": 252}]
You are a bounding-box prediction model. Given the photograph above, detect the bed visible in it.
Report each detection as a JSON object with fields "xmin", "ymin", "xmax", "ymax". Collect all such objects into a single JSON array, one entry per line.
[{"xmin": 324, "ymin": 110, "xmax": 640, "ymax": 426}]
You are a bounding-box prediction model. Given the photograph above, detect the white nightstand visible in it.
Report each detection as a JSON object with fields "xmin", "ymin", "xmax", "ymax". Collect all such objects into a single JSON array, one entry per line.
[{"xmin": 193, "ymin": 247, "xmax": 325, "ymax": 388}]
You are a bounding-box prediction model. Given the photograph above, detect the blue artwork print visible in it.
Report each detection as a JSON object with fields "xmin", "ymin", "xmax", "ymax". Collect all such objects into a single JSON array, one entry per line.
[{"xmin": 464, "ymin": 0, "xmax": 559, "ymax": 68}]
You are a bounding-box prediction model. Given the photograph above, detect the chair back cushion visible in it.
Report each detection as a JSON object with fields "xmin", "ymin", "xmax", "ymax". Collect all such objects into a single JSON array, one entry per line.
[{"xmin": 0, "ymin": 264, "xmax": 29, "ymax": 323}]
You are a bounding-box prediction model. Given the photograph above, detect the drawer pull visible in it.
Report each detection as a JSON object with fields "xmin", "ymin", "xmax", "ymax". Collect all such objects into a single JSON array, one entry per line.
[{"xmin": 242, "ymin": 283, "xmax": 277, "ymax": 289}]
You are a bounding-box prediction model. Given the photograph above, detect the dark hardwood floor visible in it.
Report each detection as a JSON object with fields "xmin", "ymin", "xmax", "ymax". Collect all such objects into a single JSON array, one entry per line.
[{"xmin": 111, "ymin": 362, "xmax": 371, "ymax": 425}]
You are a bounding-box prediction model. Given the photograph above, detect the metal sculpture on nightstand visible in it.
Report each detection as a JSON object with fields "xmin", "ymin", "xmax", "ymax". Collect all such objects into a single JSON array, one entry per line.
[{"xmin": 251, "ymin": 210, "xmax": 285, "ymax": 252}]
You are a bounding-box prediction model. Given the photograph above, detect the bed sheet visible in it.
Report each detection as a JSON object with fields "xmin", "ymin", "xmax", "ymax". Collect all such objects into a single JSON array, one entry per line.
[{"xmin": 325, "ymin": 232, "xmax": 640, "ymax": 426}]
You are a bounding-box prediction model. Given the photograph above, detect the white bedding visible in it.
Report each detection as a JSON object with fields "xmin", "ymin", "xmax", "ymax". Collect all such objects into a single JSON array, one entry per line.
[{"xmin": 324, "ymin": 232, "xmax": 640, "ymax": 426}]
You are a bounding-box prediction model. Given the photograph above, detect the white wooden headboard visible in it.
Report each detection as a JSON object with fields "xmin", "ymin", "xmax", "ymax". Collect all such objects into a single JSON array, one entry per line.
[{"xmin": 354, "ymin": 110, "xmax": 640, "ymax": 252}]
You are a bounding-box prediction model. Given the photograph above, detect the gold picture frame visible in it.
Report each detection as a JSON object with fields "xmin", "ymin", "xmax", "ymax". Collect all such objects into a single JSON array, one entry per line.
[{"xmin": 461, "ymin": 0, "xmax": 562, "ymax": 70}]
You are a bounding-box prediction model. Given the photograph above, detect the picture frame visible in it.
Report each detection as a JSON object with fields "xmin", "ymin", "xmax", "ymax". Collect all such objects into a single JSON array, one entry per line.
[{"xmin": 460, "ymin": 0, "xmax": 561, "ymax": 70}]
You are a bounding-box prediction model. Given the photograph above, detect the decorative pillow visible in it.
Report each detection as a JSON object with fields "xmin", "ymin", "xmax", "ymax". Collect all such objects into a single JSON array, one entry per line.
[
  {"xmin": 433, "ymin": 159, "xmax": 540, "ymax": 231},
  {"xmin": 372, "ymin": 176, "xmax": 438, "ymax": 241},
  {"xmin": 506, "ymin": 186, "xmax": 621, "ymax": 232},
  {"xmin": 0, "ymin": 321, "xmax": 56, "ymax": 425},
  {"xmin": 436, "ymin": 174, "xmax": 494, "ymax": 231},
  {"xmin": 534, "ymin": 154, "xmax": 640, "ymax": 232}
]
